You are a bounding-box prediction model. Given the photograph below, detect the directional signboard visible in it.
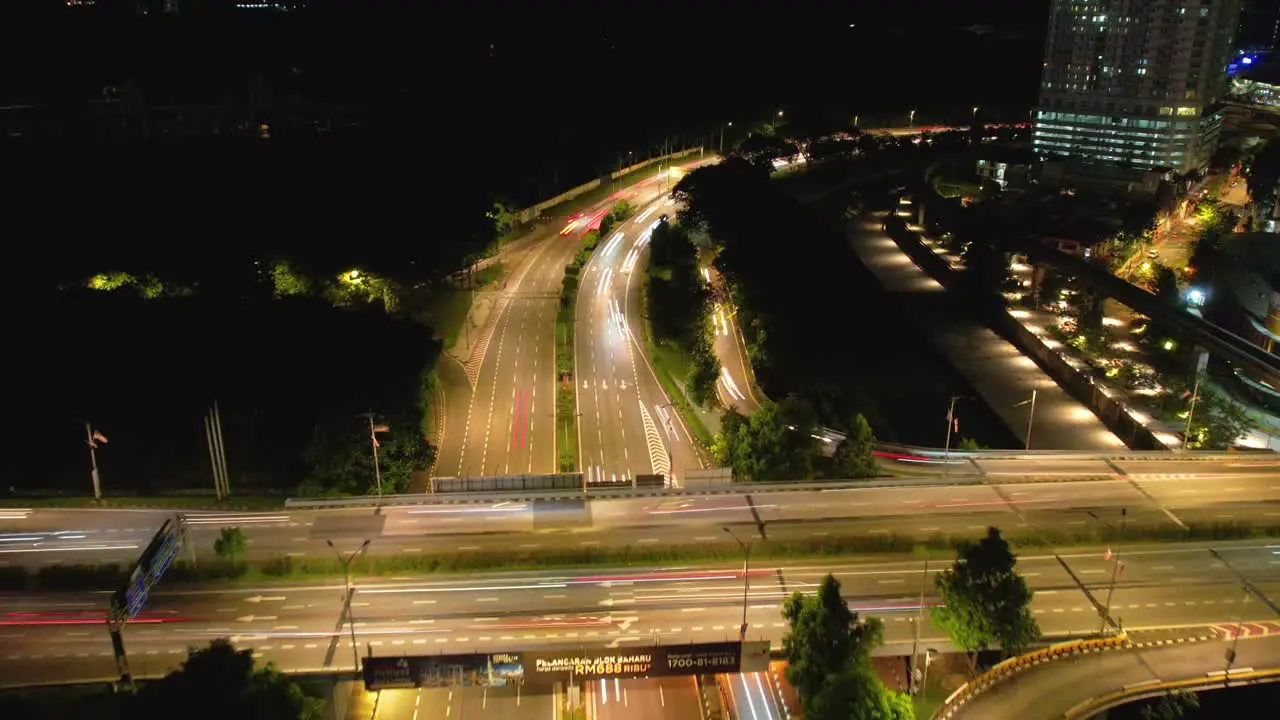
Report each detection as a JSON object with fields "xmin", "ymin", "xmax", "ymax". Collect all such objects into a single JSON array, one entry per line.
[
  {"xmin": 111, "ymin": 519, "xmax": 180, "ymax": 621},
  {"xmin": 362, "ymin": 642, "xmax": 770, "ymax": 691}
]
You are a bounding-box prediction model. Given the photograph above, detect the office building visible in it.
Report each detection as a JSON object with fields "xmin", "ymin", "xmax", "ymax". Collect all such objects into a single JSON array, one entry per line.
[{"xmin": 1033, "ymin": 0, "xmax": 1241, "ymax": 173}]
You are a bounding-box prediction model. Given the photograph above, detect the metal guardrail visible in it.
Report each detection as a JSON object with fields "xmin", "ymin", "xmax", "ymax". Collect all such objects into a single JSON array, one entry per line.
[
  {"xmin": 283, "ymin": 476, "xmax": 979, "ymax": 509},
  {"xmin": 875, "ymin": 442, "xmax": 1272, "ymax": 462},
  {"xmin": 932, "ymin": 634, "xmax": 1130, "ymax": 720},
  {"xmin": 1064, "ymin": 667, "xmax": 1280, "ymax": 719}
]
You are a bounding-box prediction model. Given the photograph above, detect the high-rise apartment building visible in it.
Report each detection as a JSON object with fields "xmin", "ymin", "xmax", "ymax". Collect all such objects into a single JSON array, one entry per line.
[{"xmin": 1033, "ymin": 0, "xmax": 1241, "ymax": 173}]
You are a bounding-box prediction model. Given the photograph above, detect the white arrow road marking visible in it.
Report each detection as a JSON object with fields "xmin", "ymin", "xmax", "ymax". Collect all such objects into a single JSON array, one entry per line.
[
  {"xmin": 236, "ymin": 615, "xmax": 279, "ymax": 623},
  {"xmin": 245, "ymin": 596, "xmax": 287, "ymax": 604},
  {"xmin": 637, "ymin": 400, "xmax": 670, "ymax": 478}
]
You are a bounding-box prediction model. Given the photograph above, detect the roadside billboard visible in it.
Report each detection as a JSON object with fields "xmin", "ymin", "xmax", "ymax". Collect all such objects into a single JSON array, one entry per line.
[{"xmin": 362, "ymin": 642, "xmax": 769, "ymax": 690}]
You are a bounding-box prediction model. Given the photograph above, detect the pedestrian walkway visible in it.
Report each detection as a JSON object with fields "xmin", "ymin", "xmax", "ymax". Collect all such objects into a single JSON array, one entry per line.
[{"xmin": 847, "ymin": 213, "xmax": 1125, "ymax": 451}]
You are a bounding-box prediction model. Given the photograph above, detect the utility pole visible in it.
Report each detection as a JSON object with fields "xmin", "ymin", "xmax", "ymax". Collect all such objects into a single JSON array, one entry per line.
[
  {"xmin": 84, "ymin": 421, "xmax": 105, "ymax": 500},
  {"xmin": 943, "ymin": 396, "xmax": 962, "ymax": 470},
  {"xmin": 363, "ymin": 414, "xmax": 389, "ymax": 497},
  {"xmin": 204, "ymin": 414, "xmax": 221, "ymax": 500},
  {"xmin": 210, "ymin": 401, "xmax": 230, "ymax": 498},
  {"xmin": 328, "ymin": 538, "xmax": 371, "ymax": 673},
  {"xmin": 723, "ymin": 527, "xmax": 753, "ymax": 639}
]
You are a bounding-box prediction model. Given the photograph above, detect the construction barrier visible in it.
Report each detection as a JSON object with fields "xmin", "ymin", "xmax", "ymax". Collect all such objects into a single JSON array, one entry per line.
[{"xmin": 932, "ymin": 633, "xmax": 1129, "ymax": 720}]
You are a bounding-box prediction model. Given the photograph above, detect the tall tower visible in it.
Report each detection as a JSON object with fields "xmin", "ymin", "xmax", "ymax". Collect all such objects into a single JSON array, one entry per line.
[{"xmin": 1033, "ymin": 0, "xmax": 1242, "ymax": 173}]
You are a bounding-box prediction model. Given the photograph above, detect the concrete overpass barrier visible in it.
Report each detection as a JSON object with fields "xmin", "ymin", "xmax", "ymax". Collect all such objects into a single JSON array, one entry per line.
[
  {"xmin": 933, "ymin": 634, "xmax": 1130, "ymax": 720},
  {"xmin": 284, "ymin": 476, "xmax": 983, "ymax": 510}
]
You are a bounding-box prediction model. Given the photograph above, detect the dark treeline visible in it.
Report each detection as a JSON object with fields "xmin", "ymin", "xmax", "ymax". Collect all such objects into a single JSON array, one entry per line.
[
  {"xmin": 0, "ymin": 137, "xmax": 496, "ymax": 296},
  {"xmin": 1, "ymin": 292, "xmax": 435, "ymax": 495},
  {"xmin": 674, "ymin": 158, "xmax": 1008, "ymax": 445}
]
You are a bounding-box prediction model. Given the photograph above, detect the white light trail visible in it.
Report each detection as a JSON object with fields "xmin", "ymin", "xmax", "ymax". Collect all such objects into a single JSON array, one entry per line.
[{"xmin": 721, "ymin": 368, "xmax": 746, "ymax": 401}]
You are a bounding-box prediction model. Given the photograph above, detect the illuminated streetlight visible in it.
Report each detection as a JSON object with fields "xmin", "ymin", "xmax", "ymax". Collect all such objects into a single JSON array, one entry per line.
[
  {"xmin": 908, "ymin": 109, "xmax": 916, "ymax": 127},
  {"xmin": 722, "ymin": 527, "xmax": 754, "ymax": 639}
]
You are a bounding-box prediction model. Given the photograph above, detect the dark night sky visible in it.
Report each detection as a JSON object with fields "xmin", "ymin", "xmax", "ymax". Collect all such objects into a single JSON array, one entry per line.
[
  {"xmin": 0, "ymin": 1, "xmax": 1048, "ymax": 288},
  {"xmin": 0, "ymin": 1, "xmax": 1047, "ymax": 187}
]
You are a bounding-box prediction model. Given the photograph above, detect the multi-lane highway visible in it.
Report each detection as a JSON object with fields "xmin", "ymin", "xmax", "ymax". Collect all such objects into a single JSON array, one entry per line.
[
  {"xmin": 370, "ymin": 682, "xmax": 551, "ymax": 720},
  {"xmin": 435, "ymin": 160, "xmax": 709, "ymax": 481},
  {"xmin": 575, "ymin": 194, "xmax": 708, "ymax": 486},
  {"xmin": 2, "ymin": 540, "xmax": 1279, "ymax": 690},
  {"xmin": 4, "ymin": 457, "xmax": 1280, "ymax": 569}
]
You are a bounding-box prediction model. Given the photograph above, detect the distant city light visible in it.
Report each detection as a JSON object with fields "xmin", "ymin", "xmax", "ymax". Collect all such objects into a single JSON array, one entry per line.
[
  {"xmin": 1186, "ymin": 287, "xmax": 1208, "ymax": 307},
  {"xmin": 1242, "ymin": 56, "xmax": 1254, "ymax": 65}
]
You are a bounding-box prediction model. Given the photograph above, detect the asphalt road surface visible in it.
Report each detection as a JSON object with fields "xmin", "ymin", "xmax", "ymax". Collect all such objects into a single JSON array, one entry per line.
[
  {"xmin": 704, "ymin": 265, "xmax": 762, "ymax": 416},
  {"xmin": 957, "ymin": 634, "xmax": 1280, "ymax": 719},
  {"xmin": 1, "ymin": 540, "xmax": 1278, "ymax": 687},
  {"xmin": 435, "ymin": 160, "xmax": 711, "ymax": 481},
  {"xmin": 371, "ymin": 683, "xmax": 551, "ymax": 720},
  {"xmin": 3, "ymin": 459, "xmax": 1280, "ymax": 568},
  {"xmin": 587, "ymin": 676, "xmax": 702, "ymax": 720},
  {"xmin": 575, "ymin": 194, "xmax": 707, "ymax": 488}
]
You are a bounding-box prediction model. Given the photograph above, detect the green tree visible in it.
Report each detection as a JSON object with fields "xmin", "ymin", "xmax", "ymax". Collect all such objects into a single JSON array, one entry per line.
[
  {"xmin": 213, "ymin": 527, "xmax": 247, "ymax": 565},
  {"xmin": 729, "ymin": 400, "xmax": 812, "ymax": 482},
  {"xmin": 1185, "ymin": 385, "xmax": 1254, "ymax": 450},
  {"xmin": 486, "ymin": 201, "xmax": 518, "ymax": 239},
  {"xmin": 1138, "ymin": 690, "xmax": 1200, "ymax": 720},
  {"xmin": 687, "ymin": 333, "xmax": 720, "ymax": 406},
  {"xmin": 302, "ymin": 416, "xmax": 433, "ymax": 495},
  {"xmin": 133, "ymin": 639, "xmax": 324, "ymax": 720},
  {"xmin": 271, "ymin": 261, "xmax": 311, "ymax": 298},
  {"xmin": 931, "ymin": 527, "xmax": 1040, "ymax": 667},
  {"xmin": 782, "ymin": 575, "xmax": 912, "ymax": 720},
  {"xmin": 713, "ymin": 408, "xmax": 748, "ymax": 467},
  {"xmin": 832, "ymin": 413, "xmax": 878, "ymax": 478}
]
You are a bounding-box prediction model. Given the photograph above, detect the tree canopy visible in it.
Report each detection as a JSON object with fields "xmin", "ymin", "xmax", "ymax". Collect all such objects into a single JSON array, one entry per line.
[
  {"xmin": 832, "ymin": 413, "xmax": 878, "ymax": 478},
  {"xmin": 133, "ymin": 639, "xmax": 325, "ymax": 720},
  {"xmin": 931, "ymin": 527, "xmax": 1040, "ymax": 659},
  {"xmin": 713, "ymin": 399, "xmax": 814, "ymax": 481},
  {"xmin": 782, "ymin": 574, "xmax": 912, "ymax": 720}
]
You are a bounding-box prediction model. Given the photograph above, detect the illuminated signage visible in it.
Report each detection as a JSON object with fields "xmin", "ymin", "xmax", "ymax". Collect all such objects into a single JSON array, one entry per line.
[{"xmin": 363, "ymin": 643, "xmax": 770, "ymax": 691}]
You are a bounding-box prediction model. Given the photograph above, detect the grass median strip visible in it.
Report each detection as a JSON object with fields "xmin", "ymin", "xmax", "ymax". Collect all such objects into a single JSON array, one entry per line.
[{"xmin": 5, "ymin": 521, "xmax": 1275, "ymax": 593}]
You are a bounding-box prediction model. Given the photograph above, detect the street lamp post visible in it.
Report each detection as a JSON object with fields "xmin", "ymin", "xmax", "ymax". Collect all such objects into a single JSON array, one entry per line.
[
  {"xmin": 1098, "ymin": 508, "xmax": 1127, "ymax": 633},
  {"xmin": 971, "ymin": 106, "xmax": 979, "ymax": 123},
  {"xmin": 1014, "ymin": 388, "xmax": 1038, "ymax": 451},
  {"xmin": 723, "ymin": 527, "xmax": 754, "ymax": 639},
  {"xmin": 720, "ymin": 122, "xmax": 732, "ymax": 153},
  {"xmin": 328, "ymin": 538, "xmax": 371, "ymax": 673},
  {"xmin": 908, "ymin": 559, "xmax": 929, "ymax": 693},
  {"xmin": 908, "ymin": 109, "xmax": 916, "ymax": 128}
]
